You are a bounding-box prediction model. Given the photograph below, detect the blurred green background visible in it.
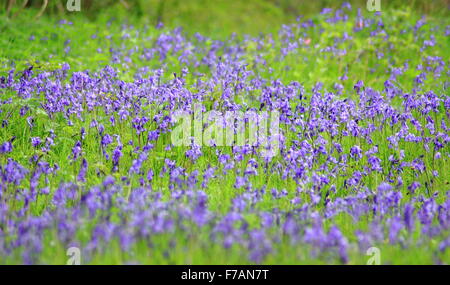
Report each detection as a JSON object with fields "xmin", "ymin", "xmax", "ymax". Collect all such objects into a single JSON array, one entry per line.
[{"xmin": 2, "ymin": 0, "xmax": 449, "ymax": 35}]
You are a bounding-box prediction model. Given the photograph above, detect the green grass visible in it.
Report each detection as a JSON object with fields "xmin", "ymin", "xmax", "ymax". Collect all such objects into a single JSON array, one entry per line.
[{"xmin": 0, "ymin": 1, "xmax": 449, "ymax": 264}]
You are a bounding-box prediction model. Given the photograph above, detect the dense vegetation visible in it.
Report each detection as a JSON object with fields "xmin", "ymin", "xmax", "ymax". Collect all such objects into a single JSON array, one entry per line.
[{"xmin": 0, "ymin": 1, "xmax": 449, "ymax": 264}]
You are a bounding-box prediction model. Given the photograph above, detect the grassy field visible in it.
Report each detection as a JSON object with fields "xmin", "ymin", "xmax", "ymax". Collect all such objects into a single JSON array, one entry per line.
[{"xmin": 0, "ymin": 1, "xmax": 449, "ymax": 264}]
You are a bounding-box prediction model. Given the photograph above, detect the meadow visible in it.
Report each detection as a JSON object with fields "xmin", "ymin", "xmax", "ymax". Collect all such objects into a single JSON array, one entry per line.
[{"xmin": 0, "ymin": 1, "xmax": 449, "ymax": 264}]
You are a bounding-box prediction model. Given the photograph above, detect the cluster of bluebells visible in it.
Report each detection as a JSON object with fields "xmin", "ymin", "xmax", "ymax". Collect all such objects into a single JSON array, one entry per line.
[{"xmin": 0, "ymin": 4, "xmax": 449, "ymax": 264}]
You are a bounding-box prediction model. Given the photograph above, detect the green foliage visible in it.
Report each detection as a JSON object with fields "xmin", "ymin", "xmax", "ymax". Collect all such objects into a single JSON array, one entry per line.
[{"xmin": 0, "ymin": 0, "xmax": 449, "ymax": 265}]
